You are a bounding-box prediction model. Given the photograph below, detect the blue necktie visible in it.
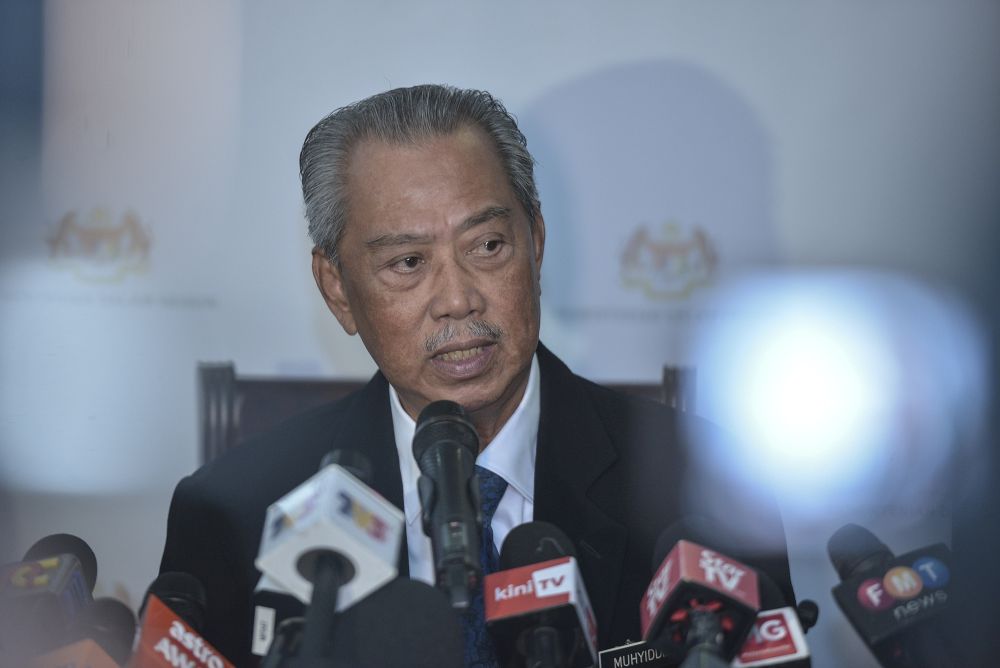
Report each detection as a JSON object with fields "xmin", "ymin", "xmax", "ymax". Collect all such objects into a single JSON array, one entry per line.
[{"xmin": 463, "ymin": 465, "xmax": 508, "ymax": 668}]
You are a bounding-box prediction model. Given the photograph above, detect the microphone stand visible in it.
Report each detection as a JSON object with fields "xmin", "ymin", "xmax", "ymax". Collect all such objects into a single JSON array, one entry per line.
[{"xmin": 290, "ymin": 550, "xmax": 353, "ymax": 667}]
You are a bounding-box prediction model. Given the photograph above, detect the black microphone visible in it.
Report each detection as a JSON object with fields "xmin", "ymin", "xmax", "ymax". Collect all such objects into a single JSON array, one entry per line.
[
  {"xmin": 251, "ymin": 579, "xmax": 305, "ymax": 659},
  {"xmin": 294, "ymin": 450, "xmax": 377, "ymax": 665},
  {"xmin": 27, "ymin": 597, "xmax": 136, "ymax": 668},
  {"xmin": 0, "ymin": 533, "xmax": 98, "ymax": 657},
  {"xmin": 22, "ymin": 533, "xmax": 99, "ymax": 593},
  {"xmin": 68, "ymin": 597, "xmax": 137, "ymax": 665},
  {"xmin": 141, "ymin": 571, "xmax": 207, "ymax": 632},
  {"xmin": 828, "ymin": 523, "xmax": 963, "ymax": 668},
  {"xmin": 731, "ymin": 573, "xmax": 811, "ymax": 668},
  {"xmin": 132, "ymin": 571, "xmax": 236, "ymax": 668},
  {"xmin": 259, "ymin": 617, "xmax": 304, "ymax": 668},
  {"xmin": 412, "ymin": 400, "xmax": 482, "ymax": 609},
  {"xmin": 485, "ymin": 521, "xmax": 599, "ymax": 668},
  {"xmin": 322, "ymin": 577, "xmax": 464, "ymax": 668},
  {"xmin": 640, "ymin": 518, "xmax": 761, "ymax": 668}
]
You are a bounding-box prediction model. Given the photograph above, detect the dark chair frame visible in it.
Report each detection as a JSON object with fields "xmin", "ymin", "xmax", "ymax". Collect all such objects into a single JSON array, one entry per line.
[{"xmin": 198, "ymin": 363, "xmax": 693, "ymax": 464}]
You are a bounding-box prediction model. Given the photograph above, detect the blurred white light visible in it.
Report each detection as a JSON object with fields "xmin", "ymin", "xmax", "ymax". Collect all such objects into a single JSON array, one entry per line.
[{"xmin": 686, "ymin": 270, "xmax": 989, "ymax": 522}]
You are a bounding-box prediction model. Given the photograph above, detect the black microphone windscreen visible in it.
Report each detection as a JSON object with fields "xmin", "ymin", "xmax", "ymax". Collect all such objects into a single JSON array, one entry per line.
[
  {"xmin": 499, "ymin": 521, "xmax": 576, "ymax": 570},
  {"xmin": 826, "ymin": 524, "xmax": 894, "ymax": 580},
  {"xmin": 143, "ymin": 571, "xmax": 207, "ymax": 631},
  {"xmin": 756, "ymin": 572, "xmax": 788, "ymax": 609},
  {"xmin": 328, "ymin": 578, "xmax": 463, "ymax": 668},
  {"xmin": 23, "ymin": 533, "xmax": 98, "ymax": 593},
  {"xmin": 412, "ymin": 400, "xmax": 478, "ymax": 460},
  {"xmin": 71, "ymin": 597, "xmax": 136, "ymax": 665},
  {"xmin": 652, "ymin": 516, "xmax": 722, "ymax": 569},
  {"xmin": 320, "ymin": 449, "xmax": 373, "ymax": 484}
]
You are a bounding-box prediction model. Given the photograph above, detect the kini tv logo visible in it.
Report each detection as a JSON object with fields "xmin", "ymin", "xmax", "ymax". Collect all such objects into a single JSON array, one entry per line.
[
  {"xmin": 494, "ymin": 562, "xmax": 574, "ymax": 602},
  {"xmin": 857, "ymin": 556, "xmax": 949, "ymax": 620}
]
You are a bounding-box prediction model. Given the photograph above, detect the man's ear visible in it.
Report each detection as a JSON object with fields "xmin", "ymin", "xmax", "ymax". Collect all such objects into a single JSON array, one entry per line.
[
  {"xmin": 311, "ymin": 248, "xmax": 358, "ymax": 335},
  {"xmin": 531, "ymin": 212, "xmax": 546, "ymax": 287}
]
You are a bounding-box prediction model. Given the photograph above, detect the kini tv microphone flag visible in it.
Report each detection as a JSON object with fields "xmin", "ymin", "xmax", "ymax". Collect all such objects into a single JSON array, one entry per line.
[
  {"xmin": 640, "ymin": 519, "xmax": 760, "ymax": 668},
  {"xmin": 254, "ymin": 449, "xmax": 404, "ymax": 613},
  {"xmin": 129, "ymin": 593, "xmax": 234, "ymax": 668},
  {"xmin": 828, "ymin": 523, "xmax": 962, "ymax": 668},
  {"xmin": 485, "ymin": 522, "xmax": 599, "ymax": 668}
]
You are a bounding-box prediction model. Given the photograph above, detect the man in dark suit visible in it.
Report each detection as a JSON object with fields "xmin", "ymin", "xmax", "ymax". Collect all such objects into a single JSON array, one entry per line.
[{"xmin": 160, "ymin": 84, "xmax": 794, "ymax": 666}]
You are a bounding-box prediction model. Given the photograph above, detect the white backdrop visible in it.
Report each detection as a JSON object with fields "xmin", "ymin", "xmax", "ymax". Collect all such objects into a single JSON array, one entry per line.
[{"xmin": 1, "ymin": 2, "xmax": 997, "ymax": 665}]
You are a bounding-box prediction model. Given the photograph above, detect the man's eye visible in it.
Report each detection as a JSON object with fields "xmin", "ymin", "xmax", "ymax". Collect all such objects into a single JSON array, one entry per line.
[
  {"xmin": 391, "ymin": 256, "xmax": 423, "ymax": 272},
  {"xmin": 477, "ymin": 239, "xmax": 504, "ymax": 255}
]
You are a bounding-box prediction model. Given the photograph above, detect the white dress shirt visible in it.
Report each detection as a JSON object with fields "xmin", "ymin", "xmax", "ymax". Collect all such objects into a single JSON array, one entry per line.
[{"xmin": 389, "ymin": 354, "xmax": 540, "ymax": 585}]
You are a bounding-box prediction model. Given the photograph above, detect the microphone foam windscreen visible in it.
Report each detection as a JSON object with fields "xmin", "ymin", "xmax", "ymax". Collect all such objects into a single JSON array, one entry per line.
[
  {"xmin": 756, "ymin": 571, "xmax": 788, "ymax": 609},
  {"xmin": 143, "ymin": 571, "xmax": 208, "ymax": 631},
  {"xmin": 412, "ymin": 400, "xmax": 478, "ymax": 460},
  {"xmin": 320, "ymin": 449, "xmax": 374, "ymax": 485},
  {"xmin": 72, "ymin": 597, "xmax": 137, "ymax": 665},
  {"xmin": 826, "ymin": 524, "xmax": 894, "ymax": 581},
  {"xmin": 651, "ymin": 516, "xmax": 722, "ymax": 569},
  {"xmin": 328, "ymin": 578, "xmax": 463, "ymax": 668},
  {"xmin": 499, "ymin": 521, "xmax": 577, "ymax": 570},
  {"xmin": 23, "ymin": 533, "xmax": 98, "ymax": 592}
]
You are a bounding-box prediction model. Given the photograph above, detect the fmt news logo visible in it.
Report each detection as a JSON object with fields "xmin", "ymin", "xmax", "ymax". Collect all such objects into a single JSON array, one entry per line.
[{"xmin": 856, "ymin": 556, "xmax": 950, "ymax": 620}]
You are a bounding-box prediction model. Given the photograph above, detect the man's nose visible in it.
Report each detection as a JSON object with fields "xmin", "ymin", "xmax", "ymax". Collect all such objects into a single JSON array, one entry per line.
[{"xmin": 428, "ymin": 258, "xmax": 486, "ymax": 321}]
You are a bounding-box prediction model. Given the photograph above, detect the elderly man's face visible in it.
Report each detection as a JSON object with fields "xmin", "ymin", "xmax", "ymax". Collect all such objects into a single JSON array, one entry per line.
[{"xmin": 312, "ymin": 126, "xmax": 544, "ymax": 443}]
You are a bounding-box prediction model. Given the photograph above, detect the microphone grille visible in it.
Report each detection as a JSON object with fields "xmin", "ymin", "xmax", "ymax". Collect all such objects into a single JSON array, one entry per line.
[
  {"xmin": 143, "ymin": 571, "xmax": 208, "ymax": 631},
  {"xmin": 827, "ymin": 523, "xmax": 894, "ymax": 581},
  {"xmin": 499, "ymin": 521, "xmax": 577, "ymax": 570},
  {"xmin": 321, "ymin": 449, "xmax": 373, "ymax": 484},
  {"xmin": 412, "ymin": 400, "xmax": 479, "ymax": 461}
]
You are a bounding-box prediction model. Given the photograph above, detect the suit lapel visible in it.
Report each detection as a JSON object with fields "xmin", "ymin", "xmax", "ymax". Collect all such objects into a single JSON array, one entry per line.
[{"xmin": 532, "ymin": 344, "xmax": 627, "ymax": 640}]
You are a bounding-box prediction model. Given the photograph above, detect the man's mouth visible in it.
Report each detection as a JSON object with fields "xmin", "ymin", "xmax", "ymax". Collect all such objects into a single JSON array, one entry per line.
[{"xmin": 435, "ymin": 346, "xmax": 485, "ymax": 362}]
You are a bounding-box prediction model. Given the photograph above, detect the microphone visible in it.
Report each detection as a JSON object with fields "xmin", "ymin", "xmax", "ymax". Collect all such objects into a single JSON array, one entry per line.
[
  {"xmin": 0, "ymin": 533, "xmax": 98, "ymax": 657},
  {"xmin": 256, "ymin": 449, "xmax": 403, "ymax": 665},
  {"xmin": 732, "ymin": 574, "xmax": 811, "ymax": 668},
  {"xmin": 31, "ymin": 597, "xmax": 137, "ymax": 668},
  {"xmin": 827, "ymin": 523, "xmax": 962, "ymax": 668},
  {"xmin": 259, "ymin": 617, "xmax": 304, "ymax": 668},
  {"xmin": 140, "ymin": 572, "xmax": 207, "ymax": 632},
  {"xmin": 484, "ymin": 521, "xmax": 599, "ymax": 668},
  {"xmin": 254, "ymin": 448, "xmax": 403, "ymax": 617},
  {"xmin": 599, "ymin": 565, "xmax": 808, "ymax": 668},
  {"xmin": 251, "ymin": 575, "xmax": 305, "ymax": 658},
  {"xmin": 412, "ymin": 400, "xmax": 483, "ymax": 609},
  {"xmin": 131, "ymin": 586, "xmax": 235, "ymax": 667},
  {"xmin": 321, "ymin": 577, "xmax": 464, "ymax": 668},
  {"xmin": 639, "ymin": 519, "xmax": 761, "ymax": 668}
]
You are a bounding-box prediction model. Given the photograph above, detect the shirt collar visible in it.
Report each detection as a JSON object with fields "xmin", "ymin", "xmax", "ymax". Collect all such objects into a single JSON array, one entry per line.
[{"xmin": 390, "ymin": 354, "xmax": 540, "ymax": 525}]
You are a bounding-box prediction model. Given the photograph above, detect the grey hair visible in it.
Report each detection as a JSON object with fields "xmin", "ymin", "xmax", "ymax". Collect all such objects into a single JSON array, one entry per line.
[{"xmin": 299, "ymin": 84, "xmax": 541, "ymax": 266}]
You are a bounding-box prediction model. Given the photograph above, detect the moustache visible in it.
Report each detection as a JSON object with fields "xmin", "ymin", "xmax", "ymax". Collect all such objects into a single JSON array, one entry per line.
[{"xmin": 424, "ymin": 320, "xmax": 503, "ymax": 353}]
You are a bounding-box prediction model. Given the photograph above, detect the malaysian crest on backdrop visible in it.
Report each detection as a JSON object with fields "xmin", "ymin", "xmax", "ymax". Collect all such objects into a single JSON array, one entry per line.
[
  {"xmin": 620, "ymin": 221, "xmax": 717, "ymax": 300},
  {"xmin": 47, "ymin": 208, "xmax": 152, "ymax": 283}
]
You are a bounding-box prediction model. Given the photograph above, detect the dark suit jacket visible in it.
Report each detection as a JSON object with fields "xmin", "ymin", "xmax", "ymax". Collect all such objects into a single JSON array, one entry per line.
[{"xmin": 160, "ymin": 344, "xmax": 795, "ymax": 666}]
